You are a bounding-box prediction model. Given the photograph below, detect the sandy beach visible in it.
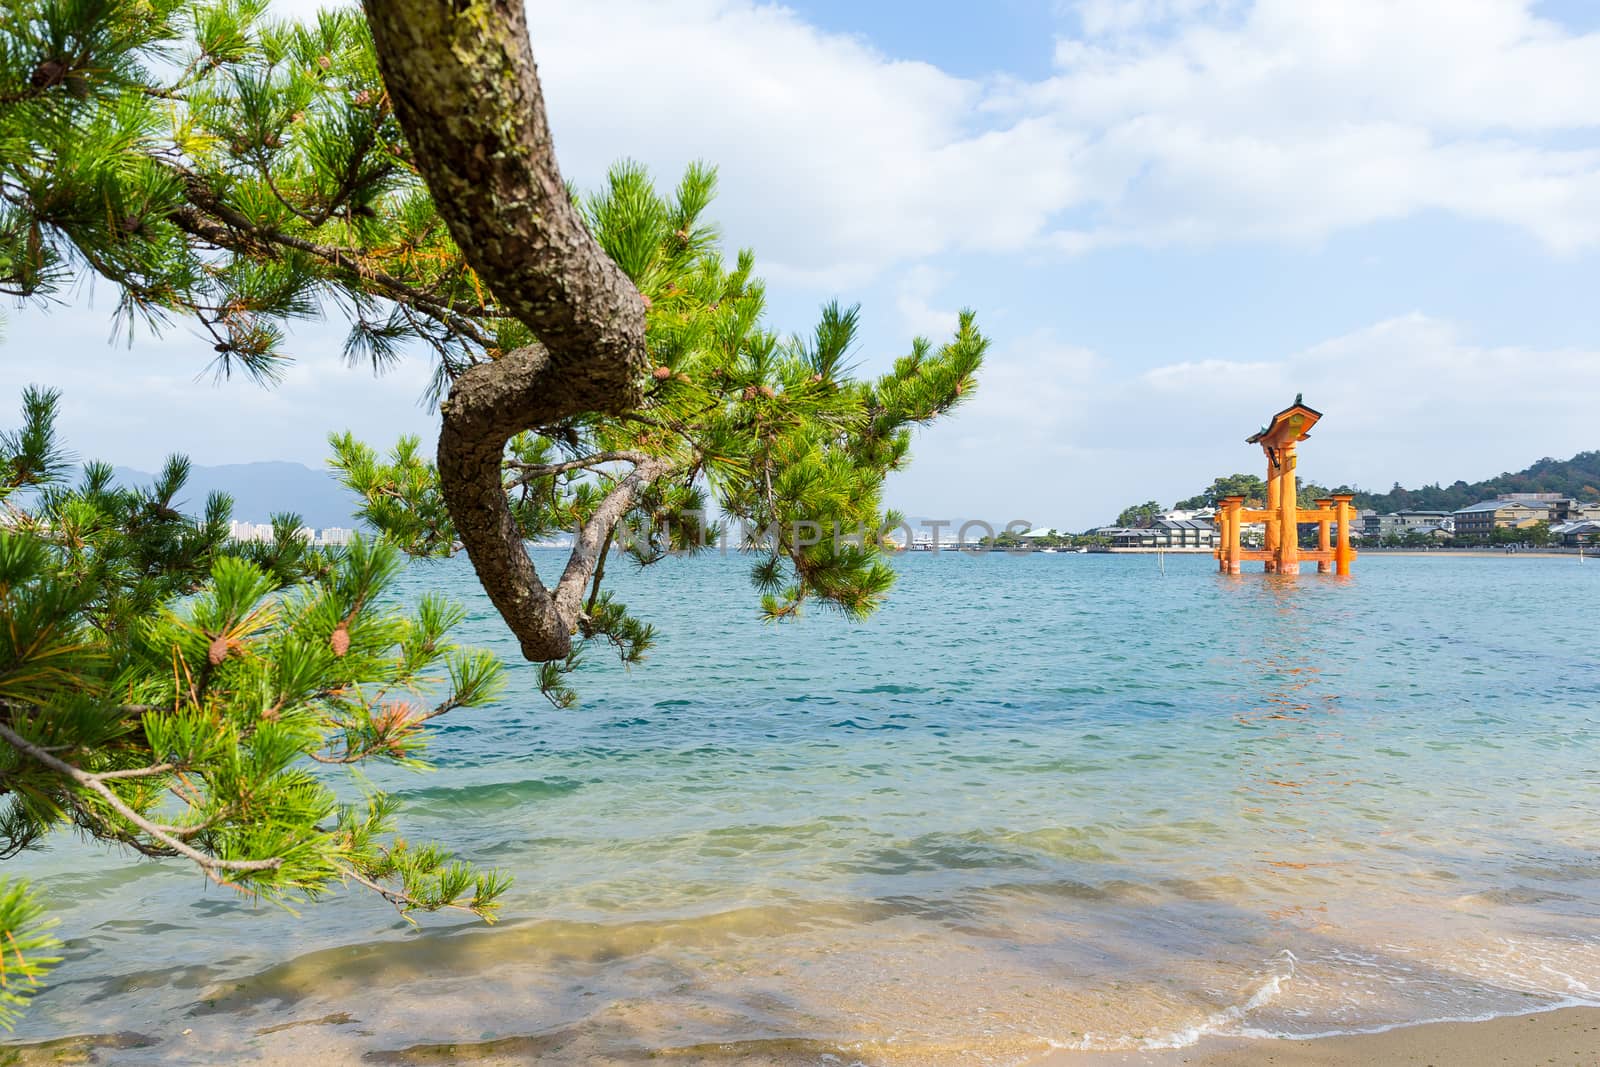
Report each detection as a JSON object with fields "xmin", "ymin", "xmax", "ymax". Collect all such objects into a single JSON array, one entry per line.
[{"xmin": 1033, "ymin": 1006, "xmax": 1600, "ymax": 1065}]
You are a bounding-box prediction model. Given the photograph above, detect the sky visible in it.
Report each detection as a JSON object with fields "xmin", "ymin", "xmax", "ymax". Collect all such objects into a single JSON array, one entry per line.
[{"xmin": 5, "ymin": 0, "xmax": 1600, "ymax": 530}]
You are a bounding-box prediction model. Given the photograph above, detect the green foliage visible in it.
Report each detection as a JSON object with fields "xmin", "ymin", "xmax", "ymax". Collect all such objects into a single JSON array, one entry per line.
[
  {"xmin": 0, "ymin": 0, "xmax": 992, "ymax": 1035},
  {"xmin": 1354, "ymin": 453, "xmax": 1600, "ymax": 515},
  {"xmin": 979, "ymin": 528, "xmax": 1077, "ymax": 550},
  {"xmin": 0, "ymin": 879, "xmax": 59, "ymax": 1029},
  {"xmin": 0, "ymin": 390, "xmax": 508, "ymax": 1027},
  {"xmin": 1176, "ymin": 474, "xmax": 1268, "ymax": 510},
  {"xmin": 1485, "ymin": 523, "xmax": 1546, "ymax": 547},
  {"xmin": 328, "ymin": 433, "xmax": 456, "ymax": 556},
  {"xmin": 0, "ymin": 525, "xmax": 508, "ymax": 903},
  {"xmin": 332, "ymin": 161, "xmax": 986, "ymax": 683},
  {"xmin": 0, "ymin": 0, "xmax": 986, "ymax": 686},
  {"xmin": 0, "ymin": 386, "xmax": 71, "ymax": 492},
  {"xmin": 2, "ymin": 0, "xmax": 985, "ymax": 691},
  {"xmin": 1115, "ymin": 501, "xmax": 1162, "ymax": 528},
  {"xmin": 1, "ymin": 0, "xmax": 486, "ymax": 383}
]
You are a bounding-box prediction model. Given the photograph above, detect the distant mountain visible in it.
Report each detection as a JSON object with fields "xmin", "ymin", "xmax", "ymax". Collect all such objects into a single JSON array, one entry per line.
[
  {"xmin": 110, "ymin": 461, "xmax": 362, "ymax": 530},
  {"xmin": 1342, "ymin": 450, "xmax": 1600, "ymax": 515}
]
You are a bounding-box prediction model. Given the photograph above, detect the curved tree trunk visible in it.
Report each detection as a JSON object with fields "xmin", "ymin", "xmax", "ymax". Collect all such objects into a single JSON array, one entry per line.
[{"xmin": 362, "ymin": 0, "xmax": 650, "ymax": 660}]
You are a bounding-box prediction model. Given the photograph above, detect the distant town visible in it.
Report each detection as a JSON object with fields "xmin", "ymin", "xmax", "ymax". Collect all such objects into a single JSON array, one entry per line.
[
  {"xmin": 880, "ymin": 491, "xmax": 1600, "ymax": 554},
  {"xmin": 227, "ymin": 520, "xmax": 358, "ymax": 547},
  {"xmin": 226, "ymin": 492, "xmax": 1600, "ymax": 556},
  {"xmin": 957, "ymin": 491, "xmax": 1600, "ymax": 553}
]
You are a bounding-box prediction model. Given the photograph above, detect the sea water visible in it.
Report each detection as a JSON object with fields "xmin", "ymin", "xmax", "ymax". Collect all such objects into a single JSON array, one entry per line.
[{"xmin": 6, "ymin": 551, "xmax": 1599, "ymax": 1064}]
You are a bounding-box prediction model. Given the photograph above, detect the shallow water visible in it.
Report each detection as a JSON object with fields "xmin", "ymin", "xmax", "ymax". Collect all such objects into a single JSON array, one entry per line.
[{"xmin": 7, "ymin": 551, "xmax": 1600, "ymax": 1064}]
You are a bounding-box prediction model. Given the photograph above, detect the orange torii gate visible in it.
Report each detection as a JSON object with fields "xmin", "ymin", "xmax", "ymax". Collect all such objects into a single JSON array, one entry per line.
[{"xmin": 1213, "ymin": 396, "xmax": 1357, "ymax": 576}]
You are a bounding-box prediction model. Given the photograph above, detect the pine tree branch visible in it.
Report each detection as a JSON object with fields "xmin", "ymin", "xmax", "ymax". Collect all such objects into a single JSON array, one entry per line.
[
  {"xmin": 503, "ymin": 450, "xmax": 652, "ymax": 484},
  {"xmin": 0, "ymin": 722, "xmax": 281, "ymax": 884},
  {"xmin": 168, "ymin": 193, "xmax": 495, "ymax": 337},
  {"xmin": 337, "ymin": 862, "xmax": 484, "ymax": 919},
  {"xmin": 555, "ymin": 457, "xmax": 670, "ymax": 620},
  {"xmin": 93, "ymin": 763, "xmax": 174, "ymax": 780},
  {"xmin": 363, "ymin": 0, "xmax": 651, "ymax": 661}
]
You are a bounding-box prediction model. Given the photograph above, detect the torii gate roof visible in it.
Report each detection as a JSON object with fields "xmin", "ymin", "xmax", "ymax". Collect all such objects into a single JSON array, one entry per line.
[{"xmin": 1246, "ymin": 394, "xmax": 1323, "ymax": 448}]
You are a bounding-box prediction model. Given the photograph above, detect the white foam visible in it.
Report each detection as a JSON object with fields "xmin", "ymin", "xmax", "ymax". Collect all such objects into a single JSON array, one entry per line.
[
  {"xmin": 1232, "ymin": 994, "xmax": 1600, "ymax": 1042},
  {"xmin": 1052, "ymin": 950, "xmax": 1299, "ymax": 1052},
  {"xmin": 1045, "ymin": 944, "xmax": 1600, "ymax": 1054}
]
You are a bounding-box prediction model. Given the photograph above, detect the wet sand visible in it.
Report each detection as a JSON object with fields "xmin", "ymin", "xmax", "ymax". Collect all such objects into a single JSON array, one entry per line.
[{"xmin": 1034, "ymin": 1006, "xmax": 1600, "ymax": 1065}]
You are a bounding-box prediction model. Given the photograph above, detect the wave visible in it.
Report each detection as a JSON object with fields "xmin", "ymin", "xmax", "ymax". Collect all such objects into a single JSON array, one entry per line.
[{"xmin": 1052, "ymin": 949, "xmax": 1300, "ymax": 1052}]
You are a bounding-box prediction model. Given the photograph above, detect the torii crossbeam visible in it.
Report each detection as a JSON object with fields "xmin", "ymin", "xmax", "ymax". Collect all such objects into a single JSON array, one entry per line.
[{"xmin": 1213, "ymin": 396, "xmax": 1357, "ymax": 576}]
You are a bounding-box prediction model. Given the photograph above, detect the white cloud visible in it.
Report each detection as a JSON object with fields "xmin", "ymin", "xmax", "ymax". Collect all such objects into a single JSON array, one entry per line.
[
  {"xmin": 523, "ymin": 1, "xmax": 1082, "ymax": 287},
  {"xmin": 0, "ymin": 308, "xmax": 438, "ymax": 471},
  {"xmin": 887, "ymin": 329, "xmax": 1109, "ymax": 522},
  {"xmin": 893, "ymin": 265, "xmax": 960, "ymax": 339},
  {"xmin": 893, "ymin": 314, "xmax": 1600, "ymax": 527},
  {"xmin": 1037, "ymin": 0, "xmax": 1600, "ymax": 250},
  {"xmin": 268, "ymin": 1, "xmax": 1600, "ymax": 271},
  {"xmin": 17, "ymin": 0, "xmax": 1599, "ymax": 524},
  {"xmin": 516, "ymin": 0, "xmax": 1600, "ymax": 275}
]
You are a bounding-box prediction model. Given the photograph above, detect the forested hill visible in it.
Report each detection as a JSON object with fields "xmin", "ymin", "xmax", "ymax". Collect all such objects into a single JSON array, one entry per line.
[
  {"xmin": 1348, "ymin": 450, "xmax": 1600, "ymax": 514},
  {"xmin": 1177, "ymin": 451, "xmax": 1600, "ymax": 514}
]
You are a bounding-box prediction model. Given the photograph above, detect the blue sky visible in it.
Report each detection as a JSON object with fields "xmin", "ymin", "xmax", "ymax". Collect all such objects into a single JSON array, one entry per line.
[{"xmin": 5, "ymin": 0, "xmax": 1599, "ymax": 530}]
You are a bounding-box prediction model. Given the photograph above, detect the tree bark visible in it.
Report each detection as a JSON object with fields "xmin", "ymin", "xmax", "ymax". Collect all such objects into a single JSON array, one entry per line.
[{"xmin": 363, "ymin": 0, "xmax": 650, "ymax": 660}]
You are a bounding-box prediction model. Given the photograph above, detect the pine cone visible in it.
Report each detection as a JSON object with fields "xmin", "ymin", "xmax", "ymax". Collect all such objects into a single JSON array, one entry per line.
[
  {"xmin": 653, "ymin": 365, "xmax": 672, "ymax": 380},
  {"xmin": 373, "ymin": 701, "xmax": 416, "ymax": 733},
  {"xmin": 330, "ymin": 626, "xmax": 350, "ymax": 657},
  {"xmin": 29, "ymin": 58, "xmax": 67, "ymax": 89},
  {"xmin": 207, "ymin": 634, "xmax": 229, "ymax": 666}
]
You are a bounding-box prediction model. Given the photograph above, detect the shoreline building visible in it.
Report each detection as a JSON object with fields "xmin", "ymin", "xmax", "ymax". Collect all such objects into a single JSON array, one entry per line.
[
  {"xmin": 1092, "ymin": 518, "xmax": 1219, "ymax": 550},
  {"xmin": 1551, "ymin": 520, "xmax": 1600, "ymax": 547},
  {"xmin": 228, "ymin": 520, "xmax": 359, "ymax": 547},
  {"xmin": 1363, "ymin": 509, "xmax": 1454, "ymax": 539},
  {"xmin": 1453, "ymin": 497, "xmax": 1557, "ymax": 539}
]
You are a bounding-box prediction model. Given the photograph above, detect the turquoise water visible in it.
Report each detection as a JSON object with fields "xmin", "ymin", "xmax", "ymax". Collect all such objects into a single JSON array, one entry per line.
[{"xmin": 7, "ymin": 551, "xmax": 1600, "ymax": 1064}]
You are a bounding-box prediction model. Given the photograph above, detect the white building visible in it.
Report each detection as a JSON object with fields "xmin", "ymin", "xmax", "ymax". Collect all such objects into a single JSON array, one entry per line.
[{"xmin": 228, "ymin": 520, "xmax": 275, "ymax": 543}]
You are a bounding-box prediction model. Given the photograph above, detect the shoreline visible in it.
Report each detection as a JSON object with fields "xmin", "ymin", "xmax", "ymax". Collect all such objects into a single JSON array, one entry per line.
[
  {"xmin": 12, "ymin": 1005, "xmax": 1597, "ymax": 1065},
  {"xmin": 1029, "ymin": 1005, "xmax": 1600, "ymax": 1065},
  {"xmin": 1357, "ymin": 548, "xmax": 1584, "ymax": 558}
]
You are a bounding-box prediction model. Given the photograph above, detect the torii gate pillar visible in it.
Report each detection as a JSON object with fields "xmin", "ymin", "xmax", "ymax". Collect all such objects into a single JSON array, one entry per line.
[{"xmin": 1215, "ymin": 396, "xmax": 1355, "ymax": 577}]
